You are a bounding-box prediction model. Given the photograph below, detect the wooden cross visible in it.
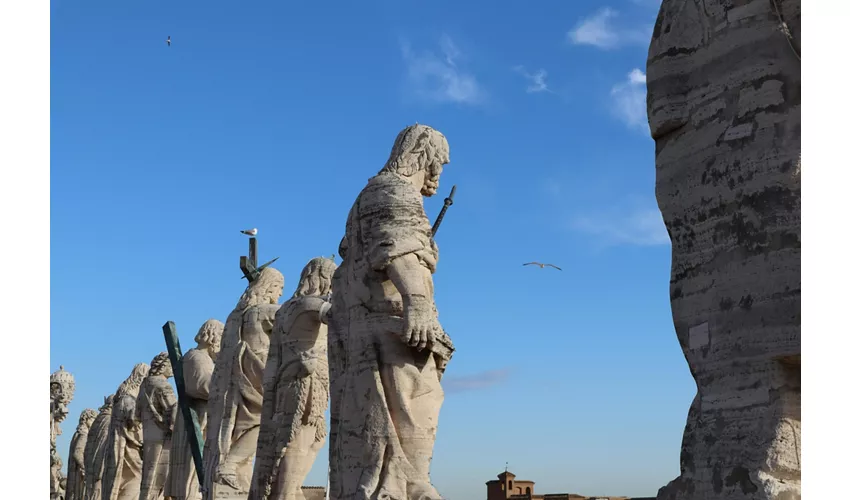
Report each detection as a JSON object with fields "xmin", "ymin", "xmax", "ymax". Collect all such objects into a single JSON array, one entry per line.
[
  {"xmin": 162, "ymin": 321, "xmax": 206, "ymax": 486},
  {"xmin": 240, "ymin": 236, "xmax": 279, "ymax": 283}
]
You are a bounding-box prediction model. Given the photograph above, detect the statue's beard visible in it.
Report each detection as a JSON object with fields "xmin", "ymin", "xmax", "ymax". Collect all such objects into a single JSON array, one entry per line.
[{"xmin": 422, "ymin": 174, "xmax": 440, "ymax": 197}]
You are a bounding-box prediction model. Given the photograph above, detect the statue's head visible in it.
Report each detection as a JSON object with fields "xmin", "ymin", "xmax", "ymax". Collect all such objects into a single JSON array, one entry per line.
[
  {"xmin": 78, "ymin": 408, "xmax": 98, "ymax": 430},
  {"xmin": 50, "ymin": 365, "xmax": 76, "ymax": 407},
  {"xmin": 381, "ymin": 124, "xmax": 450, "ymax": 197},
  {"xmin": 195, "ymin": 319, "xmax": 225, "ymax": 358},
  {"xmin": 293, "ymin": 257, "xmax": 337, "ymax": 298},
  {"xmin": 237, "ymin": 267, "xmax": 284, "ymax": 309},
  {"xmin": 113, "ymin": 394, "xmax": 137, "ymax": 427},
  {"xmin": 149, "ymin": 352, "xmax": 173, "ymax": 379},
  {"xmin": 116, "ymin": 362, "xmax": 150, "ymax": 397},
  {"xmin": 100, "ymin": 394, "xmax": 115, "ymax": 412}
]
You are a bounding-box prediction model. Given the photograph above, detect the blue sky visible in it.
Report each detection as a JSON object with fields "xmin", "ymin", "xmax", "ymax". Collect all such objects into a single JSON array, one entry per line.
[{"xmin": 50, "ymin": 0, "xmax": 693, "ymax": 498}]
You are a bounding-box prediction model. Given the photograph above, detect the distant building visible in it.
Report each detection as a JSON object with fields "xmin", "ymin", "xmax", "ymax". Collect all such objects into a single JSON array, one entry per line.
[{"xmin": 484, "ymin": 470, "xmax": 654, "ymax": 500}]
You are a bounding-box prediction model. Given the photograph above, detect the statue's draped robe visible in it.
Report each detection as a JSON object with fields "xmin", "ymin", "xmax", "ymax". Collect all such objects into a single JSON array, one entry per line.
[
  {"xmin": 103, "ymin": 395, "xmax": 144, "ymax": 500},
  {"xmin": 204, "ymin": 303, "xmax": 278, "ymax": 498},
  {"xmin": 332, "ymin": 172, "xmax": 448, "ymax": 500},
  {"xmin": 84, "ymin": 407, "xmax": 113, "ymax": 500},
  {"xmin": 165, "ymin": 348, "xmax": 214, "ymax": 500},
  {"xmin": 51, "ymin": 399, "xmax": 68, "ymax": 500},
  {"xmin": 327, "ymin": 266, "xmax": 347, "ymax": 500},
  {"xmin": 66, "ymin": 425, "xmax": 91, "ymax": 500},
  {"xmin": 250, "ymin": 296, "xmax": 330, "ymax": 500},
  {"xmin": 137, "ymin": 376, "xmax": 178, "ymax": 500}
]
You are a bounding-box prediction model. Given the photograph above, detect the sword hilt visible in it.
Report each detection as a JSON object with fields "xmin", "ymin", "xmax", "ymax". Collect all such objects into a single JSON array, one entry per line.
[{"xmin": 444, "ymin": 185, "xmax": 456, "ymax": 206}]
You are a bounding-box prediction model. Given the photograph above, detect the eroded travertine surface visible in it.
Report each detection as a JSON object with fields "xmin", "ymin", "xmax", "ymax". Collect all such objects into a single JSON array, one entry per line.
[
  {"xmin": 329, "ymin": 124, "xmax": 455, "ymax": 500},
  {"xmin": 51, "ymin": 365, "xmax": 76, "ymax": 500},
  {"xmin": 203, "ymin": 267, "xmax": 284, "ymax": 500},
  {"xmin": 137, "ymin": 353, "xmax": 178, "ymax": 500},
  {"xmin": 84, "ymin": 395, "xmax": 116, "ymax": 500},
  {"xmin": 103, "ymin": 362, "xmax": 150, "ymax": 500},
  {"xmin": 250, "ymin": 257, "xmax": 336, "ymax": 500},
  {"xmin": 166, "ymin": 319, "xmax": 224, "ymax": 500},
  {"xmin": 66, "ymin": 408, "xmax": 98, "ymax": 500},
  {"xmin": 647, "ymin": 1, "xmax": 800, "ymax": 499}
]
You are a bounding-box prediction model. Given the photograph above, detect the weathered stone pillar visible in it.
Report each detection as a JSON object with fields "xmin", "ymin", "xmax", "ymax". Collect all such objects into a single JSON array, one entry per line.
[{"xmin": 646, "ymin": 1, "xmax": 800, "ymax": 499}]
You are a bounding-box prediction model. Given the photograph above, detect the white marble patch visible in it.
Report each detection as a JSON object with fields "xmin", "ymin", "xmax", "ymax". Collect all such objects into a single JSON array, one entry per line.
[{"xmin": 689, "ymin": 321, "xmax": 710, "ymax": 349}]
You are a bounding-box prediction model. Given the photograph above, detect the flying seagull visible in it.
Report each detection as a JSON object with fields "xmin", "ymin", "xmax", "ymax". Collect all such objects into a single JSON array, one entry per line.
[
  {"xmin": 523, "ymin": 262, "xmax": 562, "ymax": 271},
  {"xmin": 166, "ymin": 36, "xmax": 171, "ymax": 47},
  {"xmin": 240, "ymin": 228, "xmax": 258, "ymax": 236}
]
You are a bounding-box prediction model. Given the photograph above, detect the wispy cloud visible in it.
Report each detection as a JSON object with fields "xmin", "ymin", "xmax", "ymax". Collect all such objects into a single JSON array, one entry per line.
[
  {"xmin": 572, "ymin": 205, "xmax": 670, "ymax": 246},
  {"xmin": 610, "ymin": 68, "xmax": 649, "ymax": 133},
  {"xmin": 443, "ymin": 368, "xmax": 513, "ymax": 393},
  {"xmin": 400, "ymin": 35, "xmax": 484, "ymax": 105},
  {"xmin": 513, "ymin": 65, "xmax": 552, "ymax": 94},
  {"xmin": 543, "ymin": 178, "xmax": 562, "ymax": 197},
  {"xmin": 568, "ymin": 8, "xmax": 651, "ymax": 50}
]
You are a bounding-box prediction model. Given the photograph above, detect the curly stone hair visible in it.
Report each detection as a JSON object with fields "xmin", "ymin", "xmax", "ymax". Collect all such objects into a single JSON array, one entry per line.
[
  {"xmin": 149, "ymin": 352, "xmax": 171, "ymax": 376},
  {"xmin": 195, "ymin": 318, "xmax": 225, "ymax": 346},
  {"xmin": 379, "ymin": 124, "xmax": 449, "ymax": 196},
  {"xmin": 78, "ymin": 408, "xmax": 98, "ymax": 430},
  {"xmin": 116, "ymin": 363, "xmax": 150, "ymax": 397},
  {"xmin": 236, "ymin": 266, "xmax": 284, "ymax": 310},
  {"xmin": 293, "ymin": 257, "xmax": 337, "ymax": 298}
]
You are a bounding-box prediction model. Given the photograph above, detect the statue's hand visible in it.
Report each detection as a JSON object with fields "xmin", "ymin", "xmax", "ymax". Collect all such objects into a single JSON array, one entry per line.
[
  {"xmin": 402, "ymin": 294, "xmax": 441, "ymax": 351},
  {"xmin": 319, "ymin": 300, "xmax": 333, "ymax": 325},
  {"xmin": 297, "ymin": 359, "xmax": 319, "ymax": 378}
]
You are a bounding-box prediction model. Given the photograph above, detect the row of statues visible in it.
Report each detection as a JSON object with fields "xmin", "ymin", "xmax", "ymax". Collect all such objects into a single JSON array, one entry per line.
[
  {"xmin": 58, "ymin": 124, "xmax": 455, "ymax": 500},
  {"xmin": 51, "ymin": 366, "xmax": 77, "ymax": 500}
]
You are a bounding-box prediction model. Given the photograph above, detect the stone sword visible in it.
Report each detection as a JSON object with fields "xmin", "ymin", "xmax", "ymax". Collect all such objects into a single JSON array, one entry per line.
[{"xmin": 431, "ymin": 184, "xmax": 456, "ymax": 237}]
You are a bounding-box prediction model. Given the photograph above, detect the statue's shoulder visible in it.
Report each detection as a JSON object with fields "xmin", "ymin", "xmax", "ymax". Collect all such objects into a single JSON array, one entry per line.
[
  {"xmin": 183, "ymin": 348, "xmax": 206, "ymax": 364},
  {"xmin": 360, "ymin": 173, "xmax": 421, "ymax": 216},
  {"xmin": 364, "ymin": 173, "xmax": 413, "ymax": 195},
  {"xmin": 294, "ymin": 295, "xmax": 326, "ymax": 313},
  {"xmin": 255, "ymin": 303, "xmax": 281, "ymax": 314},
  {"xmin": 278, "ymin": 295, "xmax": 330, "ymax": 333}
]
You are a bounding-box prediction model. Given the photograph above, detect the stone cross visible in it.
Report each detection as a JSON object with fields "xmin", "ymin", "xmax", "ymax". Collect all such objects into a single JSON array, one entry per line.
[
  {"xmin": 162, "ymin": 321, "xmax": 206, "ymax": 486},
  {"xmin": 240, "ymin": 236, "xmax": 279, "ymax": 283}
]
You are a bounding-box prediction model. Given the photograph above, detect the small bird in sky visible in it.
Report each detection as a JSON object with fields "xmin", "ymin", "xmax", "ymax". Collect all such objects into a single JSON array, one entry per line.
[
  {"xmin": 240, "ymin": 228, "xmax": 258, "ymax": 236},
  {"xmin": 166, "ymin": 36, "xmax": 171, "ymax": 47},
  {"xmin": 523, "ymin": 262, "xmax": 562, "ymax": 271}
]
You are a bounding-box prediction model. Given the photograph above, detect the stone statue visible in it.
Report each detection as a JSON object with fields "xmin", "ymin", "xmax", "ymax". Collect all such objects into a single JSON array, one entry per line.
[
  {"xmin": 84, "ymin": 395, "xmax": 116, "ymax": 500},
  {"xmin": 203, "ymin": 267, "xmax": 284, "ymax": 499},
  {"xmin": 250, "ymin": 257, "xmax": 336, "ymax": 500},
  {"xmin": 51, "ymin": 366, "xmax": 77, "ymax": 500},
  {"xmin": 165, "ymin": 319, "xmax": 225, "ymax": 500},
  {"xmin": 103, "ymin": 362, "xmax": 150, "ymax": 500},
  {"xmin": 326, "ymin": 263, "xmax": 347, "ymax": 500},
  {"xmin": 330, "ymin": 124, "xmax": 455, "ymax": 500},
  {"xmin": 137, "ymin": 352, "xmax": 179, "ymax": 500},
  {"xmin": 646, "ymin": 1, "xmax": 800, "ymax": 499},
  {"xmin": 66, "ymin": 408, "xmax": 99, "ymax": 500}
]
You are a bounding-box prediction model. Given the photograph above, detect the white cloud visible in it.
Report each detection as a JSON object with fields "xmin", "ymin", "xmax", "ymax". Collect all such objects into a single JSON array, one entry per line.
[
  {"xmin": 568, "ymin": 8, "xmax": 651, "ymax": 50},
  {"xmin": 513, "ymin": 65, "xmax": 552, "ymax": 94},
  {"xmin": 400, "ymin": 35, "xmax": 484, "ymax": 105},
  {"xmin": 443, "ymin": 368, "xmax": 513, "ymax": 393},
  {"xmin": 610, "ymin": 68, "xmax": 649, "ymax": 132},
  {"xmin": 572, "ymin": 206, "xmax": 670, "ymax": 246}
]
